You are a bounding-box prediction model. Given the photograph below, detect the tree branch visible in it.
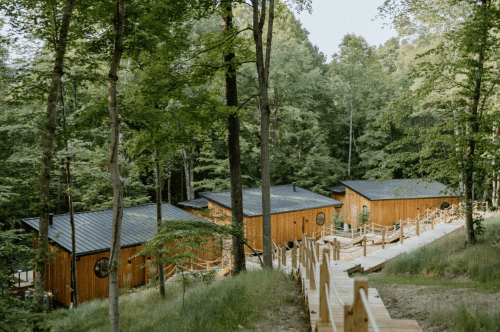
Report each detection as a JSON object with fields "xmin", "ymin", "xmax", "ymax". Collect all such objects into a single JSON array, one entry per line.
[{"xmin": 237, "ymin": 94, "xmax": 259, "ymax": 111}]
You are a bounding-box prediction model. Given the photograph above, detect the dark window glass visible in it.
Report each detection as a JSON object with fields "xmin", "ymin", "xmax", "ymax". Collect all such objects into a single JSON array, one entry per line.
[
  {"xmin": 94, "ymin": 257, "xmax": 110, "ymax": 278},
  {"xmin": 440, "ymin": 202, "xmax": 450, "ymax": 210}
]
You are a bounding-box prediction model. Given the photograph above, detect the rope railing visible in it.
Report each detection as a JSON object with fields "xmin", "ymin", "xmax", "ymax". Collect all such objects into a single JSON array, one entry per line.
[{"xmin": 359, "ymin": 287, "xmax": 381, "ymax": 332}]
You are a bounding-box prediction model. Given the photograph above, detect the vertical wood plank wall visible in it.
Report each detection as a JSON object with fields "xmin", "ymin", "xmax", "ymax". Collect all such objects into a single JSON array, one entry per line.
[
  {"xmin": 332, "ymin": 189, "xmax": 461, "ymax": 227},
  {"xmin": 203, "ymin": 202, "xmax": 339, "ymax": 252}
]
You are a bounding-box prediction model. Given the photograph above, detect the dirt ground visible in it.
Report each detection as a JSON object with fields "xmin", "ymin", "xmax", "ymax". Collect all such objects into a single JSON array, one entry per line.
[
  {"xmin": 372, "ymin": 281, "xmax": 500, "ymax": 332},
  {"xmin": 242, "ymin": 278, "xmax": 311, "ymax": 332}
]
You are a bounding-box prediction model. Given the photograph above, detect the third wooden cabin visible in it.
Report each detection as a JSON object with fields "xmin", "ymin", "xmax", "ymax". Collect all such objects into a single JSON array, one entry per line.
[{"xmin": 326, "ymin": 179, "xmax": 461, "ymax": 228}]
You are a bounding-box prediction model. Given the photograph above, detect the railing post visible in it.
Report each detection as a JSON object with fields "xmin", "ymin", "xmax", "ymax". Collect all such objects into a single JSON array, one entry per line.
[
  {"xmin": 283, "ymin": 242, "xmax": 287, "ymax": 267},
  {"xmin": 206, "ymin": 261, "xmax": 210, "ymax": 272},
  {"xmin": 400, "ymin": 225, "xmax": 404, "ymax": 244},
  {"xmin": 416, "ymin": 218, "xmax": 420, "ymax": 236},
  {"xmin": 292, "ymin": 244, "xmax": 297, "ymax": 270},
  {"xmin": 363, "ymin": 236, "xmax": 366, "ymax": 257},
  {"xmin": 319, "ymin": 249, "xmax": 330, "ymax": 324},
  {"xmin": 315, "ymin": 241, "xmax": 320, "ymax": 263},
  {"xmin": 381, "ymin": 229, "xmax": 385, "ymax": 249},
  {"xmin": 337, "ymin": 241, "xmax": 340, "ymax": 260},
  {"xmin": 431, "ymin": 216, "xmax": 435, "ymax": 229},
  {"xmin": 309, "ymin": 259, "xmax": 316, "ymax": 290},
  {"xmin": 278, "ymin": 247, "xmax": 282, "ymax": 269},
  {"xmin": 333, "ymin": 238, "xmax": 337, "ymax": 261},
  {"xmin": 344, "ymin": 278, "xmax": 369, "ymax": 332},
  {"xmin": 351, "ymin": 228, "xmax": 354, "ymax": 241}
]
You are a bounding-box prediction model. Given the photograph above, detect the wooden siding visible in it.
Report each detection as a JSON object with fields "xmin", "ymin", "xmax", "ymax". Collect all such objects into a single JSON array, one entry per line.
[
  {"xmin": 335, "ymin": 188, "xmax": 461, "ymax": 227},
  {"xmin": 331, "ymin": 193, "xmax": 346, "ymax": 219},
  {"xmin": 205, "ymin": 202, "xmax": 338, "ymax": 251}
]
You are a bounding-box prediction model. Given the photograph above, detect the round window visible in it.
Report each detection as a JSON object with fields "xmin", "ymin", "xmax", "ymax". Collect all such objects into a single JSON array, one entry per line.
[
  {"xmin": 316, "ymin": 212, "xmax": 326, "ymax": 226},
  {"xmin": 94, "ymin": 257, "xmax": 110, "ymax": 278},
  {"xmin": 440, "ymin": 202, "xmax": 450, "ymax": 210}
]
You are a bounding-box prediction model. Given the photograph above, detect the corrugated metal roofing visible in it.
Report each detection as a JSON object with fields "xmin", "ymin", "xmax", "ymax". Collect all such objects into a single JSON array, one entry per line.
[
  {"xmin": 199, "ymin": 184, "xmax": 342, "ymax": 218},
  {"xmin": 177, "ymin": 198, "xmax": 208, "ymax": 209},
  {"xmin": 22, "ymin": 203, "xmax": 209, "ymax": 256},
  {"xmin": 340, "ymin": 179, "xmax": 458, "ymax": 201},
  {"xmin": 326, "ymin": 186, "xmax": 346, "ymax": 194}
]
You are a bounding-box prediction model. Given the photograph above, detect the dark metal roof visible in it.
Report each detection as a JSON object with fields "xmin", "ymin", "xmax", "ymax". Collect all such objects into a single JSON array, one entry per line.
[
  {"xmin": 199, "ymin": 184, "xmax": 342, "ymax": 218},
  {"xmin": 339, "ymin": 179, "xmax": 459, "ymax": 201},
  {"xmin": 326, "ymin": 186, "xmax": 346, "ymax": 194},
  {"xmin": 177, "ymin": 198, "xmax": 208, "ymax": 209},
  {"xmin": 22, "ymin": 203, "xmax": 210, "ymax": 257}
]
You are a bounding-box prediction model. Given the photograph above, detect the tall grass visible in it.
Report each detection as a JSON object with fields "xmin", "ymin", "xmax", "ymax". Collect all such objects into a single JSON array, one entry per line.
[
  {"xmin": 50, "ymin": 269, "xmax": 295, "ymax": 332},
  {"xmin": 432, "ymin": 305, "xmax": 500, "ymax": 332},
  {"xmin": 383, "ymin": 215, "xmax": 500, "ymax": 283}
]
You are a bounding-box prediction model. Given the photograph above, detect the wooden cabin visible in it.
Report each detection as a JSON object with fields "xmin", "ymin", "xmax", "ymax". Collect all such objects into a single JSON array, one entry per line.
[
  {"xmin": 326, "ymin": 179, "xmax": 461, "ymax": 228},
  {"xmin": 180, "ymin": 184, "xmax": 343, "ymax": 251},
  {"xmin": 22, "ymin": 203, "xmax": 215, "ymax": 306},
  {"xmin": 178, "ymin": 198, "xmax": 208, "ymax": 219}
]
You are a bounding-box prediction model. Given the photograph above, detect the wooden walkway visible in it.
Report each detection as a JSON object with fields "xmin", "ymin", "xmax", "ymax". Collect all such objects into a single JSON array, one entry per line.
[
  {"xmin": 349, "ymin": 219, "xmax": 464, "ymax": 273},
  {"xmin": 273, "ymin": 238, "xmax": 422, "ymax": 332}
]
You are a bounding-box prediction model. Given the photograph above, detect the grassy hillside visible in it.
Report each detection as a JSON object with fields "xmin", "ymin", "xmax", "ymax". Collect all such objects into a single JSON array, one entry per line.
[
  {"xmin": 367, "ymin": 213, "xmax": 500, "ymax": 332},
  {"xmin": 49, "ymin": 269, "xmax": 302, "ymax": 332}
]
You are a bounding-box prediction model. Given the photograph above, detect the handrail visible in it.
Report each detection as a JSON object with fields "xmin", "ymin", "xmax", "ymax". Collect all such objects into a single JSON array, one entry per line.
[
  {"xmin": 325, "ymin": 258, "xmax": 344, "ymax": 307},
  {"xmin": 324, "ymin": 283, "xmax": 338, "ymax": 332},
  {"xmin": 359, "ymin": 287, "xmax": 381, "ymax": 332}
]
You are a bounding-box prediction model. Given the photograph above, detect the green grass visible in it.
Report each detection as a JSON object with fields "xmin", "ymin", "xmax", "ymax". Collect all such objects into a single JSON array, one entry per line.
[
  {"xmin": 49, "ymin": 269, "xmax": 295, "ymax": 332},
  {"xmin": 431, "ymin": 305, "xmax": 500, "ymax": 332},
  {"xmin": 382, "ymin": 214, "xmax": 500, "ymax": 283}
]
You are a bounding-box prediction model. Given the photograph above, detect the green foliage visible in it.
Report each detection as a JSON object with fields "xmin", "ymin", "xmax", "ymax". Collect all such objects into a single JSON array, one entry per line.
[
  {"xmin": 432, "ymin": 305, "xmax": 500, "ymax": 332},
  {"xmin": 357, "ymin": 209, "xmax": 372, "ymax": 226},
  {"xmin": 328, "ymin": 211, "xmax": 344, "ymax": 228}
]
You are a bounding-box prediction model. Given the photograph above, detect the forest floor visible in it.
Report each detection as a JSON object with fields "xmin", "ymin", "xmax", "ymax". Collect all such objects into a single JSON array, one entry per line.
[{"xmin": 363, "ymin": 213, "xmax": 500, "ymax": 332}]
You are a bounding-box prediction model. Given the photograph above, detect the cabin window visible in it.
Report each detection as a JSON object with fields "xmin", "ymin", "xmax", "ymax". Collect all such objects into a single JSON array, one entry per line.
[
  {"xmin": 440, "ymin": 202, "xmax": 450, "ymax": 210},
  {"xmin": 94, "ymin": 258, "xmax": 110, "ymax": 278},
  {"xmin": 316, "ymin": 212, "xmax": 325, "ymax": 226},
  {"xmin": 363, "ymin": 205, "xmax": 367, "ymax": 213}
]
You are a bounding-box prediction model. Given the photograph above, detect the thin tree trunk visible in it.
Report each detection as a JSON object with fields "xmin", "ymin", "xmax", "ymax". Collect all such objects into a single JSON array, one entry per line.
[
  {"xmin": 61, "ymin": 84, "xmax": 78, "ymax": 307},
  {"xmin": 35, "ymin": 0, "xmax": 76, "ymax": 314},
  {"xmin": 167, "ymin": 162, "xmax": 171, "ymax": 204},
  {"xmin": 180, "ymin": 149, "xmax": 195, "ymax": 200},
  {"xmin": 223, "ymin": 1, "xmax": 245, "ymax": 273},
  {"xmin": 107, "ymin": 1, "xmax": 126, "ymax": 331},
  {"xmin": 252, "ymin": 0, "xmax": 274, "ymax": 268},
  {"xmin": 348, "ymin": 76, "xmax": 354, "ymax": 180},
  {"xmin": 155, "ymin": 148, "xmax": 166, "ymax": 297},
  {"xmin": 271, "ymin": 86, "xmax": 278, "ymax": 162}
]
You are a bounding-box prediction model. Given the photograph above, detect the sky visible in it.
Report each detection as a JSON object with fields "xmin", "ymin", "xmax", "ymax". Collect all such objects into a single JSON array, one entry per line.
[{"xmin": 295, "ymin": 0, "xmax": 398, "ymax": 62}]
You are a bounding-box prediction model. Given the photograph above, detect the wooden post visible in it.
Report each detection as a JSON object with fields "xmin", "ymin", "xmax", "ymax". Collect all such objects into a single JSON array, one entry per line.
[
  {"xmin": 333, "ymin": 238, "xmax": 337, "ymax": 261},
  {"xmin": 278, "ymin": 247, "xmax": 282, "ymax": 268},
  {"xmin": 431, "ymin": 217, "xmax": 435, "ymax": 229},
  {"xmin": 381, "ymin": 229, "xmax": 385, "ymax": 249},
  {"xmin": 283, "ymin": 242, "xmax": 287, "ymax": 267},
  {"xmin": 371, "ymin": 222, "xmax": 374, "ymax": 234},
  {"xmin": 315, "ymin": 241, "xmax": 320, "ymax": 263},
  {"xmin": 363, "ymin": 236, "xmax": 366, "ymax": 257},
  {"xmin": 305, "ymin": 254, "xmax": 310, "ymax": 279},
  {"xmin": 400, "ymin": 225, "xmax": 404, "ymax": 244},
  {"xmin": 486, "ymin": 201, "xmax": 489, "ymax": 211},
  {"xmin": 337, "ymin": 241, "xmax": 341, "ymax": 260},
  {"xmin": 206, "ymin": 261, "xmax": 210, "ymax": 272},
  {"xmin": 292, "ymin": 245, "xmax": 297, "ymax": 270},
  {"xmin": 309, "ymin": 258, "xmax": 316, "ymax": 290},
  {"xmin": 393, "ymin": 224, "xmax": 396, "ymax": 237},
  {"xmin": 344, "ymin": 278, "xmax": 369, "ymax": 332},
  {"xmin": 351, "ymin": 228, "xmax": 354, "ymax": 241},
  {"xmin": 319, "ymin": 249, "xmax": 330, "ymax": 324},
  {"xmin": 416, "ymin": 218, "xmax": 420, "ymax": 236}
]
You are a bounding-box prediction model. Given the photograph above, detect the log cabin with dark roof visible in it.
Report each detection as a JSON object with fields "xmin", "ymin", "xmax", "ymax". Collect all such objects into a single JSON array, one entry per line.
[
  {"xmin": 180, "ymin": 184, "xmax": 343, "ymax": 251},
  {"xmin": 326, "ymin": 179, "xmax": 461, "ymax": 228},
  {"xmin": 22, "ymin": 203, "xmax": 215, "ymax": 306}
]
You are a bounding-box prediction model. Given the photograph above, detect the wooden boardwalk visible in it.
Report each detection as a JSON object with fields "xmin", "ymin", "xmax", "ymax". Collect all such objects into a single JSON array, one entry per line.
[
  {"xmin": 349, "ymin": 219, "xmax": 464, "ymax": 273},
  {"xmin": 273, "ymin": 238, "xmax": 422, "ymax": 332}
]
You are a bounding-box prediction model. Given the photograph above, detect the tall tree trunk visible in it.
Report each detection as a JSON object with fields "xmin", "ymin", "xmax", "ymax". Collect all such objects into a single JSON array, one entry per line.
[
  {"xmin": 180, "ymin": 148, "xmax": 195, "ymax": 200},
  {"xmin": 271, "ymin": 86, "xmax": 278, "ymax": 164},
  {"xmin": 223, "ymin": 1, "xmax": 245, "ymax": 273},
  {"xmin": 251, "ymin": 0, "xmax": 274, "ymax": 268},
  {"xmin": 35, "ymin": 0, "xmax": 76, "ymax": 314},
  {"xmin": 61, "ymin": 84, "xmax": 78, "ymax": 307},
  {"xmin": 155, "ymin": 148, "xmax": 166, "ymax": 297},
  {"xmin": 107, "ymin": 1, "xmax": 126, "ymax": 331},
  {"xmin": 167, "ymin": 162, "xmax": 172, "ymax": 204},
  {"xmin": 348, "ymin": 76, "xmax": 354, "ymax": 180},
  {"xmin": 465, "ymin": 1, "xmax": 487, "ymax": 244}
]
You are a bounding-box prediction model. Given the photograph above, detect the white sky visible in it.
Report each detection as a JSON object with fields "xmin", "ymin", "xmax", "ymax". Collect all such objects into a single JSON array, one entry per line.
[{"xmin": 295, "ymin": 0, "xmax": 398, "ymax": 62}]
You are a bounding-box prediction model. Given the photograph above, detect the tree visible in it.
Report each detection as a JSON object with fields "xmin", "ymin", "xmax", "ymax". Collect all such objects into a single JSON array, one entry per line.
[
  {"xmin": 106, "ymin": 0, "xmax": 126, "ymax": 330},
  {"xmin": 222, "ymin": 0, "xmax": 245, "ymax": 274},
  {"xmin": 330, "ymin": 34, "xmax": 376, "ymax": 180}
]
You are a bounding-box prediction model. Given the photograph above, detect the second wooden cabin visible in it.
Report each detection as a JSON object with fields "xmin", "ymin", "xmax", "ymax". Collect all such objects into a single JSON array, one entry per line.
[
  {"xmin": 179, "ymin": 183, "xmax": 343, "ymax": 251},
  {"xmin": 326, "ymin": 179, "xmax": 461, "ymax": 228}
]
